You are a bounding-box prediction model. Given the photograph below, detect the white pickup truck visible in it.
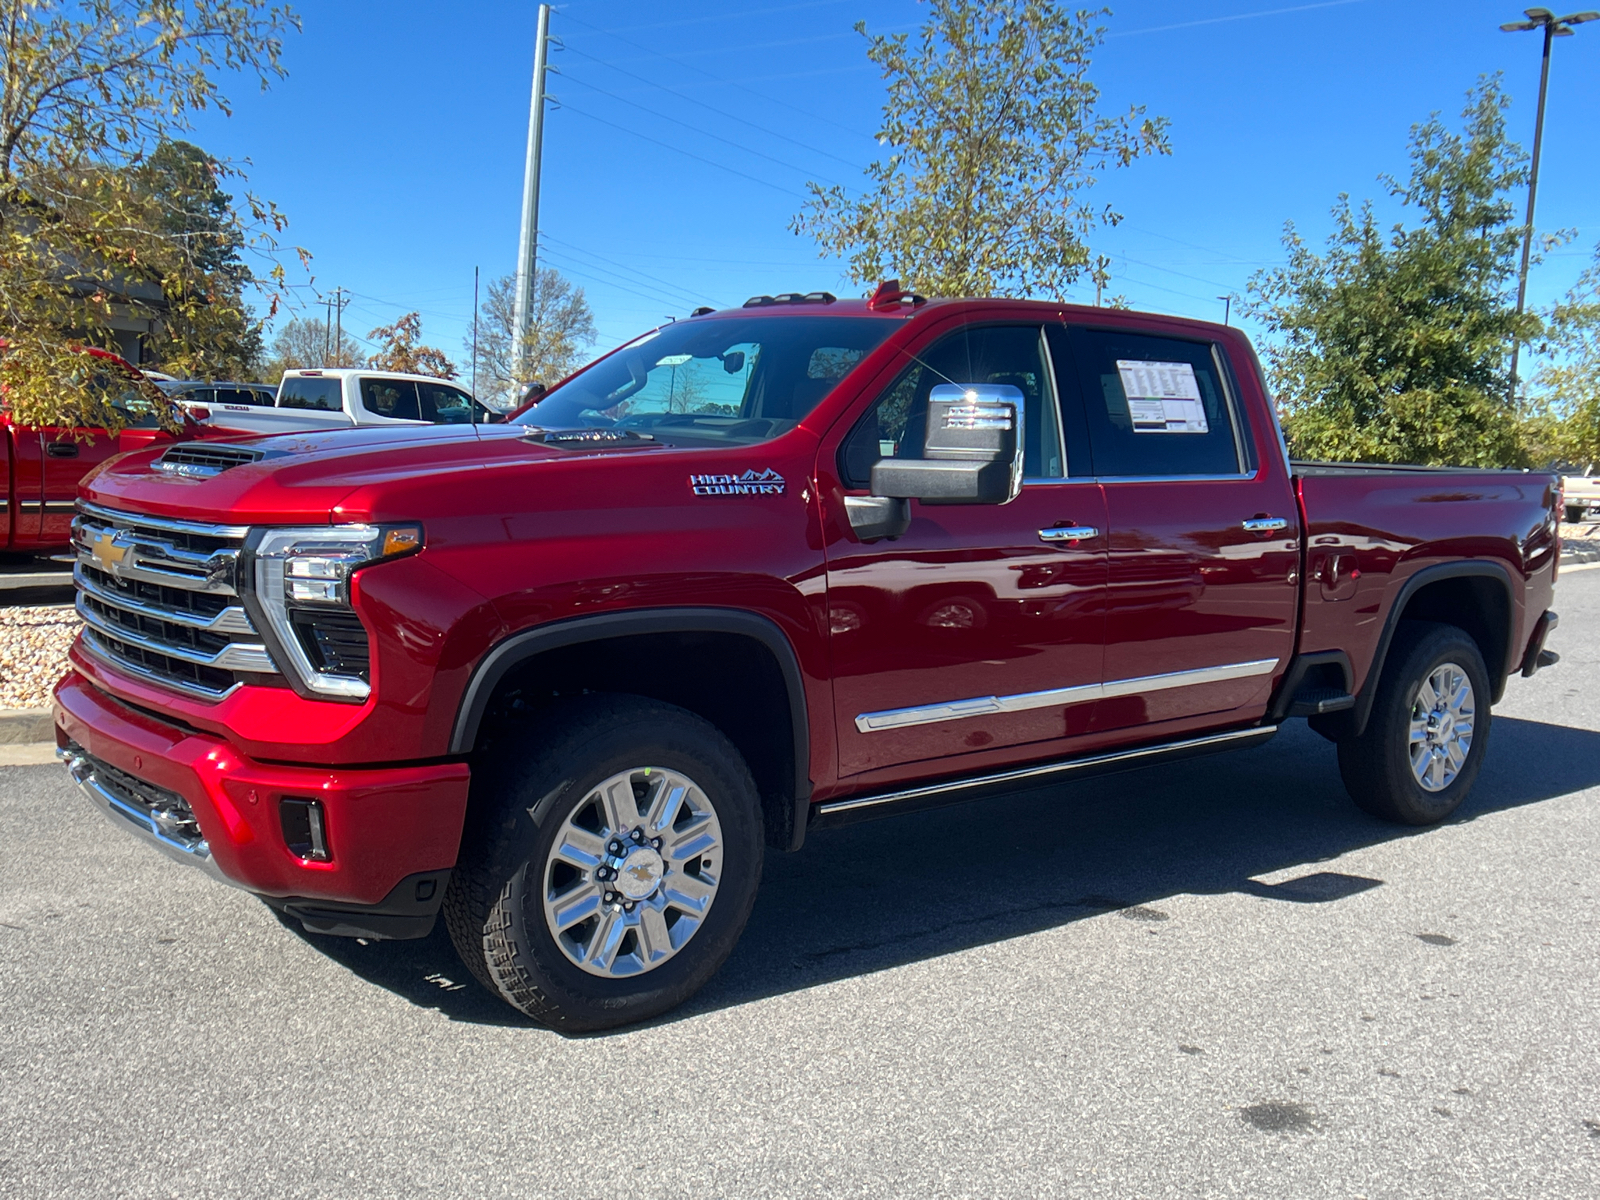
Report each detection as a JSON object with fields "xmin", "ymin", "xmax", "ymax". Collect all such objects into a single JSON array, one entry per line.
[{"xmin": 202, "ymin": 369, "xmax": 499, "ymax": 435}]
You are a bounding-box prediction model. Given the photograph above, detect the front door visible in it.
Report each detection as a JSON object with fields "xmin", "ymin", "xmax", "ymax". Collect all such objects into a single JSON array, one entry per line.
[
  {"xmin": 1057, "ymin": 323, "xmax": 1299, "ymax": 732},
  {"xmin": 824, "ymin": 322, "xmax": 1108, "ymax": 778}
]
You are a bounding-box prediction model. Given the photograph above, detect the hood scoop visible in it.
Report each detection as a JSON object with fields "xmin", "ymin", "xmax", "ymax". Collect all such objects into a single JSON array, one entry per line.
[
  {"xmin": 154, "ymin": 442, "xmax": 282, "ymax": 479},
  {"xmin": 520, "ymin": 427, "xmax": 656, "ymax": 450}
]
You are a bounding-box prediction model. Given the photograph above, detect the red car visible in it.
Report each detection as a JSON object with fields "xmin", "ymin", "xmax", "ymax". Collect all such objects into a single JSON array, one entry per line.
[{"xmin": 53, "ymin": 288, "xmax": 1561, "ymax": 1030}]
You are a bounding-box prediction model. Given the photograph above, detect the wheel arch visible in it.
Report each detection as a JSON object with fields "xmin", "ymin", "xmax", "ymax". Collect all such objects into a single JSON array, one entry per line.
[
  {"xmin": 451, "ymin": 608, "xmax": 813, "ymax": 851},
  {"xmin": 1345, "ymin": 560, "xmax": 1516, "ymax": 737}
]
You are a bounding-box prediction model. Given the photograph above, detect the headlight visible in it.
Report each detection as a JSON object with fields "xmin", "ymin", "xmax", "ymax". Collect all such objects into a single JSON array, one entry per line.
[{"xmin": 245, "ymin": 524, "xmax": 422, "ymax": 701}]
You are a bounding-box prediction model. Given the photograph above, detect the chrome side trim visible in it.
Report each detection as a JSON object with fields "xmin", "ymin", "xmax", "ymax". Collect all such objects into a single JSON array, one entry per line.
[
  {"xmin": 77, "ymin": 500, "xmax": 250, "ymax": 540},
  {"xmin": 818, "ymin": 726, "xmax": 1277, "ymax": 817},
  {"xmin": 855, "ymin": 658, "xmax": 1280, "ymax": 733},
  {"xmin": 1093, "ymin": 472, "xmax": 1257, "ymax": 484},
  {"xmin": 74, "ymin": 565, "xmax": 256, "ymax": 635},
  {"xmin": 76, "ymin": 595, "xmax": 276, "ymax": 672},
  {"xmin": 43, "ymin": 500, "xmax": 78, "ymax": 513},
  {"xmin": 60, "ymin": 748, "xmax": 232, "ymax": 885},
  {"xmin": 78, "ymin": 631, "xmax": 241, "ymax": 701}
]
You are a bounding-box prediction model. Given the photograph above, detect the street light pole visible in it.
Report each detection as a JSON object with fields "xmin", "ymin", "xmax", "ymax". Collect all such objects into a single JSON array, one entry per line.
[
  {"xmin": 1217, "ymin": 295, "xmax": 1231, "ymax": 326},
  {"xmin": 1501, "ymin": 7, "xmax": 1598, "ymax": 406}
]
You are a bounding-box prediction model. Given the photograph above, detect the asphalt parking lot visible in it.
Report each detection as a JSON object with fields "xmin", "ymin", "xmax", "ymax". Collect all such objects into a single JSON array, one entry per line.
[{"xmin": 3, "ymin": 570, "xmax": 1598, "ymax": 1200}]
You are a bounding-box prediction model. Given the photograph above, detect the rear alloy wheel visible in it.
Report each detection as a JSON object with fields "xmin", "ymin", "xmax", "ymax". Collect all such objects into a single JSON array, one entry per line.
[
  {"xmin": 1337, "ymin": 621, "xmax": 1492, "ymax": 825},
  {"xmin": 443, "ymin": 695, "xmax": 762, "ymax": 1031}
]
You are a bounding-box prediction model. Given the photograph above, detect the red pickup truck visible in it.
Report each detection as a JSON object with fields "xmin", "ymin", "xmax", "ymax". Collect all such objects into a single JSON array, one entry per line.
[
  {"xmin": 2, "ymin": 347, "xmax": 206, "ymax": 554},
  {"xmin": 53, "ymin": 291, "xmax": 1562, "ymax": 1031}
]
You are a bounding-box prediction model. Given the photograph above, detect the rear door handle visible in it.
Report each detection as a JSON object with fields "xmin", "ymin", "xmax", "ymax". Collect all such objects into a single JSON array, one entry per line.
[
  {"xmin": 1039, "ymin": 526, "xmax": 1100, "ymax": 543},
  {"xmin": 46, "ymin": 442, "xmax": 79, "ymax": 459},
  {"xmin": 1242, "ymin": 517, "xmax": 1288, "ymax": 532}
]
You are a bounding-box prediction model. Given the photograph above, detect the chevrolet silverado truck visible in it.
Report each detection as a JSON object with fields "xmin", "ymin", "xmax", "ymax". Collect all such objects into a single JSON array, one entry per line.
[{"xmin": 53, "ymin": 287, "xmax": 1562, "ymax": 1031}]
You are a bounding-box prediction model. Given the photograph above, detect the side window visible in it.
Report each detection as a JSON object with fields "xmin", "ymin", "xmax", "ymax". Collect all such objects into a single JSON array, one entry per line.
[
  {"xmin": 278, "ymin": 377, "xmax": 343, "ymax": 411},
  {"xmin": 177, "ymin": 388, "xmax": 214, "ymax": 406},
  {"xmin": 360, "ymin": 378, "xmax": 421, "ymax": 421},
  {"xmin": 418, "ymin": 381, "xmax": 489, "ymax": 424},
  {"xmin": 214, "ymin": 387, "xmax": 269, "ymax": 407},
  {"xmin": 1065, "ymin": 328, "xmax": 1242, "ymax": 477},
  {"xmin": 839, "ymin": 324, "xmax": 1065, "ymax": 488}
]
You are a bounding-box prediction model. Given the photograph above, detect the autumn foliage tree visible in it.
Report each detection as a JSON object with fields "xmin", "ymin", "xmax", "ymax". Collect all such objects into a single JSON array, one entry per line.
[
  {"xmin": 0, "ymin": 0, "xmax": 300, "ymax": 431},
  {"xmin": 793, "ymin": 0, "xmax": 1169, "ymax": 298},
  {"xmin": 366, "ymin": 312, "xmax": 457, "ymax": 379}
]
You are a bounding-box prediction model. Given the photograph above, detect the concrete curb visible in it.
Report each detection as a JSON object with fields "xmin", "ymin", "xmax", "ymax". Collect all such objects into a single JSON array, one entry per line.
[{"xmin": 0, "ymin": 708, "xmax": 55, "ymax": 746}]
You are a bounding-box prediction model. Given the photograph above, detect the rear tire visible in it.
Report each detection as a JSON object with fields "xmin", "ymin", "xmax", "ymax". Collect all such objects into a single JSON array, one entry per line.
[
  {"xmin": 1567, "ymin": 504, "xmax": 1588, "ymax": 524},
  {"xmin": 1337, "ymin": 622, "xmax": 1491, "ymax": 825},
  {"xmin": 443, "ymin": 694, "xmax": 763, "ymax": 1032}
]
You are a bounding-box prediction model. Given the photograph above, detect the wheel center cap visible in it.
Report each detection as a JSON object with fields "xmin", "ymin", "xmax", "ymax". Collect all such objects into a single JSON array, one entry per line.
[
  {"xmin": 1429, "ymin": 711, "xmax": 1454, "ymax": 742},
  {"xmin": 614, "ymin": 846, "xmax": 664, "ymax": 900}
]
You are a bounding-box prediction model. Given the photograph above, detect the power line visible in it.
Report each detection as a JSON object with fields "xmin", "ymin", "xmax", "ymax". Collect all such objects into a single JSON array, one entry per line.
[
  {"xmin": 561, "ymin": 10, "xmax": 877, "ymax": 142},
  {"xmin": 561, "ymin": 71, "xmax": 845, "ymax": 187},
  {"xmin": 557, "ymin": 101, "xmax": 809, "ymax": 197},
  {"xmin": 559, "ymin": 41, "xmax": 864, "ymax": 170},
  {"xmin": 537, "ymin": 247, "xmax": 712, "ymax": 312},
  {"xmin": 537, "ymin": 232, "xmax": 728, "ymax": 308},
  {"xmin": 584, "ymin": 0, "xmax": 859, "ymax": 38}
]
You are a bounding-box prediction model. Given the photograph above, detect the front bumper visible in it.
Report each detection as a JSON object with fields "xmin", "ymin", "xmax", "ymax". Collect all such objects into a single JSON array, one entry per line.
[{"xmin": 54, "ymin": 671, "xmax": 472, "ymax": 913}]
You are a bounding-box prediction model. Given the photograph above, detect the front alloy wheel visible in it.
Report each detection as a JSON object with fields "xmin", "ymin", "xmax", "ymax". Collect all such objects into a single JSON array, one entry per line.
[
  {"xmin": 444, "ymin": 695, "xmax": 763, "ymax": 1031},
  {"xmin": 543, "ymin": 767, "xmax": 722, "ymax": 978}
]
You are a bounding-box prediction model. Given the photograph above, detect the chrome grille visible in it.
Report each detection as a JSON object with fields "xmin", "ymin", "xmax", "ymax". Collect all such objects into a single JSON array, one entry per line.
[{"xmin": 71, "ymin": 503, "xmax": 278, "ymax": 700}]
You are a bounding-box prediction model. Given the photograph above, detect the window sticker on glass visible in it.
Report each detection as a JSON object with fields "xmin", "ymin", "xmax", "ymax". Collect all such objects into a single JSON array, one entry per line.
[{"xmin": 1116, "ymin": 359, "xmax": 1209, "ymax": 434}]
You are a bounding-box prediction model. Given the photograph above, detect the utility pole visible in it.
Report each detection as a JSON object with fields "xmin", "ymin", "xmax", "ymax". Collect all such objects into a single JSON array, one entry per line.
[
  {"xmin": 1500, "ymin": 7, "xmax": 1598, "ymax": 405},
  {"xmin": 472, "ymin": 266, "xmax": 480, "ymax": 411},
  {"xmin": 331, "ymin": 287, "xmax": 349, "ymax": 365},
  {"xmin": 512, "ymin": 4, "xmax": 554, "ymax": 387},
  {"xmin": 1217, "ymin": 295, "xmax": 1231, "ymax": 326},
  {"xmin": 323, "ymin": 294, "xmax": 332, "ymax": 364}
]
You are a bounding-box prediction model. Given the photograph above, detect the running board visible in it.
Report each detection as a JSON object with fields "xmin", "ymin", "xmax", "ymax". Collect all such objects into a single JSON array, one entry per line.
[{"xmin": 810, "ymin": 725, "xmax": 1278, "ymax": 830}]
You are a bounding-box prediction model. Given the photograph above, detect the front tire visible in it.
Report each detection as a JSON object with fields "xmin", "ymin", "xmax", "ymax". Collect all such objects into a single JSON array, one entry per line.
[
  {"xmin": 443, "ymin": 695, "xmax": 764, "ymax": 1031},
  {"xmin": 1337, "ymin": 621, "xmax": 1491, "ymax": 825}
]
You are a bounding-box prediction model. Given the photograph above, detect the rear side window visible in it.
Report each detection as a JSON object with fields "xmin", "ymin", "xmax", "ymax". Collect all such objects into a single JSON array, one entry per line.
[
  {"xmin": 1064, "ymin": 328, "xmax": 1243, "ymax": 477},
  {"xmin": 360, "ymin": 378, "xmax": 421, "ymax": 421},
  {"xmin": 215, "ymin": 387, "xmax": 274, "ymax": 407},
  {"xmin": 279, "ymin": 377, "xmax": 342, "ymax": 411}
]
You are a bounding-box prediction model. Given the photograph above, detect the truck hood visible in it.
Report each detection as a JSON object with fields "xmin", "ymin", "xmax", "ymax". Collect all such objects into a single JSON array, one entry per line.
[{"xmin": 81, "ymin": 423, "xmax": 663, "ymax": 525}]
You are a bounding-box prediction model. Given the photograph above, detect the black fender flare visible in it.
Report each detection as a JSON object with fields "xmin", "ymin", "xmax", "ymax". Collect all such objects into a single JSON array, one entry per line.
[
  {"xmin": 449, "ymin": 607, "xmax": 813, "ymax": 849},
  {"xmin": 1343, "ymin": 559, "xmax": 1516, "ymax": 738}
]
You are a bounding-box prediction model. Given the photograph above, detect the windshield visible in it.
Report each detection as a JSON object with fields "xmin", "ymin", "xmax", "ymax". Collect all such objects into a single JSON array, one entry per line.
[{"xmin": 513, "ymin": 315, "xmax": 895, "ymax": 447}]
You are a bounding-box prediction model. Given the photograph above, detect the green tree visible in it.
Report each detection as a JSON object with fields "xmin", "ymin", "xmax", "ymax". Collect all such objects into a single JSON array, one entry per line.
[
  {"xmin": 1534, "ymin": 243, "xmax": 1600, "ymax": 467},
  {"xmin": 467, "ymin": 269, "xmax": 596, "ymax": 409},
  {"xmin": 1243, "ymin": 78, "xmax": 1539, "ymax": 467},
  {"xmin": 0, "ymin": 0, "xmax": 299, "ymax": 431},
  {"xmin": 792, "ymin": 0, "xmax": 1169, "ymax": 299}
]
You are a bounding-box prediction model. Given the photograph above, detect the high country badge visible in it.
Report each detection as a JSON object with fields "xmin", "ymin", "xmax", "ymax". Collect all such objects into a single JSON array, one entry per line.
[{"xmin": 689, "ymin": 468, "xmax": 786, "ymax": 496}]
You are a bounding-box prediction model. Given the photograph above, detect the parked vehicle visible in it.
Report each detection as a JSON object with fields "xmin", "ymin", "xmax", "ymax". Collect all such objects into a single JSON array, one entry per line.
[
  {"xmin": 1, "ymin": 346, "xmax": 206, "ymax": 554},
  {"xmin": 53, "ymin": 288, "xmax": 1561, "ymax": 1030},
  {"xmin": 189, "ymin": 368, "xmax": 497, "ymax": 435},
  {"xmin": 1563, "ymin": 468, "xmax": 1598, "ymax": 524},
  {"xmin": 161, "ymin": 379, "xmax": 278, "ymax": 415}
]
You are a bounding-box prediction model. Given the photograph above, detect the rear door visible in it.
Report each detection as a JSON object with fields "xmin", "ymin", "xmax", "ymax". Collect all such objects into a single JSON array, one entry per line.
[
  {"xmin": 1057, "ymin": 323, "xmax": 1298, "ymax": 731},
  {"xmin": 824, "ymin": 320, "xmax": 1108, "ymax": 777}
]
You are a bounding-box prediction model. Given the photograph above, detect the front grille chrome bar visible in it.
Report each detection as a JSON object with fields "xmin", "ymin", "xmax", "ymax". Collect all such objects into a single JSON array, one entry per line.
[
  {"xmin": 74, "ymin": 565, "xmax": 256, "ymax": 635},
  {"xmin": 76, "ymin": 594, "xmax": 276, "ymax": 673}
]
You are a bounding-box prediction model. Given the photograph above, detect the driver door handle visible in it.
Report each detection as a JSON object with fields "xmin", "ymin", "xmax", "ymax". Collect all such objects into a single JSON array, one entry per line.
[
  {"xmin": 1242, "ymin": 516, "xmax": 1289, "ymax": 532},
  {"xmin": 1039, "ymin": 525, "xmax": 1100, "ymax": 543}
]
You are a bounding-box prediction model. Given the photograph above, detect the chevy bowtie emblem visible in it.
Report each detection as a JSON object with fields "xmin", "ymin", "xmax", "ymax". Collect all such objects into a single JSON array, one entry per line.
[
  {"xmin": 689, "ymin": 468, "xmax": 786, "ymax": 497},
  {"xmin": 89, "ymin": 529, "xmax": 130, "ymax": 576}
]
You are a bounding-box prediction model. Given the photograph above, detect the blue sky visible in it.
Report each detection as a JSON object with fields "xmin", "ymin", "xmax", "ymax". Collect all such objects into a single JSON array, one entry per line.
[{"xmin": 182, "ymin": 0, "xmax": 1600, "ymax": 379}]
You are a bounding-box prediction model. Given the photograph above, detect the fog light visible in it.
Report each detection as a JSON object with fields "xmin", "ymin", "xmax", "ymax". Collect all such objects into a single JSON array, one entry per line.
[{"xmin": 280, "ymin": 797, "xmax": 330, "ymax": 861}]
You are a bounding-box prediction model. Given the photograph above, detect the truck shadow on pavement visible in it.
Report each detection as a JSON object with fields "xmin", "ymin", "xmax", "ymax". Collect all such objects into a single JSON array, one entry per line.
[{"xmin": 293, "ymin": 716, "xmax": 1600, "ymax": 1030}]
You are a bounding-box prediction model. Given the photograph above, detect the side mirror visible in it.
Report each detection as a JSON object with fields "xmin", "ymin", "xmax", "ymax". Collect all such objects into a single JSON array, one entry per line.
[{"xmin": 870, "ymin": 383, "xmax": 1023, "ymax": 506}]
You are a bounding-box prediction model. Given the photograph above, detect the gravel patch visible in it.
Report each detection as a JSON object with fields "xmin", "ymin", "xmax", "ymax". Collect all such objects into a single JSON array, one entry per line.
[{"xmin": 0, "ymin": 605, "xmax": 79, "ymax": 710}]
